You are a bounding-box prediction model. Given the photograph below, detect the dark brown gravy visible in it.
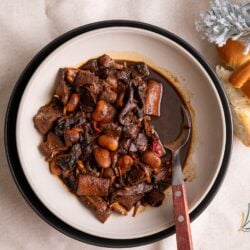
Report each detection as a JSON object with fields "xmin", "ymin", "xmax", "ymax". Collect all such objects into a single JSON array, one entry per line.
[
  {"xmin": 149, "ymin": 66, "xmax": 191, "ymax": 165},
  {"xmin": 125, "ymin": 61, "xmax": 191, "ymax": 166}
]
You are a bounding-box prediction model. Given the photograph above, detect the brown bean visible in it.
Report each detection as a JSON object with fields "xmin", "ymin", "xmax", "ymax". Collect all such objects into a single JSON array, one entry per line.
[
  {"xmin": 49, "ymin": 161, "xmax": 62, "ymax": 175},
  {"xmin": 94, "ymin": 147, "xmax": 111, "ymax": 168},
  {"xmin": 117, "ymin": 155, "xmax": 134, "ymax": 175},
  {"xmin": 143, "ymin": 151, "xmax": 161, "ymax": 169},
  {"xmin": 92, "ymin": 100, "xmax": 109, "ymax": 122},
  {"xmin": 98, "ymin": 135, "xmax": 119, "ymax": 151},
  {"xmin": 64, "ymin": 129, "xmax": 80, "ymax": 146},
  {"xmin": 66, "ymin": 93, "xmax": 80, "ymax": 112}
]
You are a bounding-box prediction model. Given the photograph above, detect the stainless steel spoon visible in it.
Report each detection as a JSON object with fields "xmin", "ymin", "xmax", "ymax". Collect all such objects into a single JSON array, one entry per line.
[{"xmin": 165, "ymin": 105, "xmax": 193, "ymax": 250}]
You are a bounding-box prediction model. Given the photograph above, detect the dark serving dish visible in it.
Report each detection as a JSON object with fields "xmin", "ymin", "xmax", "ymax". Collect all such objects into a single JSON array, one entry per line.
[{"xmin": 5, "ymin": 20, "xmax": 232, "ymax": 248}]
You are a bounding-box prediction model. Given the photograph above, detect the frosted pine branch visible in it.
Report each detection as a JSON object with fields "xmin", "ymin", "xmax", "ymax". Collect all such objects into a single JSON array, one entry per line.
[{"xmin": 196, "ymin": 0, "xmax": 250, "ymax": 54}]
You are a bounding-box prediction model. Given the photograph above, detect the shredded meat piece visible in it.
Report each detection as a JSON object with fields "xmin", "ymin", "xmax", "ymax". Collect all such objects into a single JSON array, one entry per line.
[
  {"xmin": 144, "ymin": 190, "xmax": 165, "ymax": 207},
  {"xmin": 39, "ymin": 132, "xmax": 65, "ymax": 157},
  {"xmin": 114, "ymin": 183, "xmax": 153, "ymax": 196},
  {"xmin": 77, "ymin": 175, "xmax": 110, "ymax": 197},
  {"xmin": 54, "ymin": 69, "xmax": 70, "ymax": 105},
  {"xmin": 79, "ymin": 196, "xmax": 111, "ymax": 223},
  {"xmin": 34, "ymin": 104, "xmax": 62, "ymax": 135},
  {"xmin": 113, "ymin": 194, "xmax": 143, "ymax": 211},
  {"xmin": 74, "ymin": 70, "xmax": 99, "ymax": 87}
]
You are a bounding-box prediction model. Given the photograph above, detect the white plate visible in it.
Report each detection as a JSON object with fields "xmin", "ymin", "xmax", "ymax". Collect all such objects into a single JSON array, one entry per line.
[{"xmin": 6, "ymin": 21, "xmax": 232, "ymax": 247}]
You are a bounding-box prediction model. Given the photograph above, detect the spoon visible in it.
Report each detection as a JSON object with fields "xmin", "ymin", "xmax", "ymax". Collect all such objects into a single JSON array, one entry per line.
[{"xmin": 165, "ymin": 105, "xmax": 193, "ymax": 250}]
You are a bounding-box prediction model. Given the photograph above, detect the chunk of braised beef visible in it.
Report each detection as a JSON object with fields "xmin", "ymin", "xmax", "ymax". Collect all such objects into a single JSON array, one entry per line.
[
  {"xmin": 34, "ymin": 104, "xmax": 62, "ymax": 135},
  {"xmin": 77, "ymin": 77, "xmax": 102, "ymax": 107},
  {"xmin": 113, "ymin": 183, "xmax": 153, "ymax": 196},
  {"xmin": 77, "ymin": 175, "xmax": 110, "ymax": 196},
  {"xmin": 143, "ymin": 189, "xmax": 165, "ymax": 207},
  {"xmin": 80, "ymin": 59, "xmax": 98, "ymax": 72},
  {"xmin": 54, "ymin": 68, "xmax": 70, "ymax": 105},
  {"xmin": 113, "ymin": 194, "xmax": 143, "ymax": 211},
  {"xmin": 74, "ymin": 70, "xmax": 99, "ymax": 87},
  {"xmin": 144, "ymin": 80, "xmax": 163, "ymax": 116},
  {"xmin": 79, "ymin": 196, "xmax": 111, "ymax": 223},
  {"xmin": 95, "ymin": 67, "xmax": 113, "ymax": 79},
  {"xmin": 39, "ymin": 132, "xmax": 65, "ymax": 158},
  {"xmin": 80, "ymin": 86, "xmax": 97, "ymax": 107},
  {"xmin": 98, "ymin": 54, "xmax": 115, "ymax": 68}
]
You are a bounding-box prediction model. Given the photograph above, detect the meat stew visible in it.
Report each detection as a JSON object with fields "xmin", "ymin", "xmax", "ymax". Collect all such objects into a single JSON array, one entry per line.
[{"xmin": 33, "ymin": 54, "xmax": 190, "ymax": 223}]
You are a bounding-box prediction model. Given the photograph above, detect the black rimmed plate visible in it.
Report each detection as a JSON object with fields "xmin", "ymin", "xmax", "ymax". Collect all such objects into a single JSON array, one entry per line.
[{"xmin": 5, "ymin": 20, "xmax": 232, "ymax": 248}]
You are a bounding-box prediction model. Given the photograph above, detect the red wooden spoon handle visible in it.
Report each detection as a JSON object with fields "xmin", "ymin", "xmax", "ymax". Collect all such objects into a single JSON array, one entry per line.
[{"xmin": 172, "ymin": 184, "xmax": 193, "ymax": 250}]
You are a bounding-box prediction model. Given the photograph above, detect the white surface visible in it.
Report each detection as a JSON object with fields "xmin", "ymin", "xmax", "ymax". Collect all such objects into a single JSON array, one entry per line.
[
  {"xmin": 16, "ymin": 27, "xmax": 226, "ymax": 239},
  {"xmin": 0, "ymin": 0, "xmax": 250, "ymax": 249}
]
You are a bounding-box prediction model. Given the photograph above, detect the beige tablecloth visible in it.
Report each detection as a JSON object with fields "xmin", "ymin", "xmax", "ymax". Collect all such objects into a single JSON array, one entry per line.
[{"xmin": 1, "ymin": 1, "xmax": 250, "ymax": 249}]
